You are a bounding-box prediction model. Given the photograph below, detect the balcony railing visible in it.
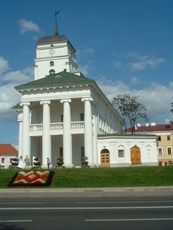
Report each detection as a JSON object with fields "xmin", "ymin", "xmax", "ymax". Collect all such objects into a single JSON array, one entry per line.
[
  {"xmin": 30, "ymin": 121, "xmax": 84, "ymax": 136},
  {"xmin": 50, "ymin": 123, "xmax": 63, "ymax": 130},
  {"xmin": 30, "ymin": 124, "xmax": 43, "ymax": 132},
  {"xmin": 71, "ymin": 121, "xmax": 84, "ymax": 130}
]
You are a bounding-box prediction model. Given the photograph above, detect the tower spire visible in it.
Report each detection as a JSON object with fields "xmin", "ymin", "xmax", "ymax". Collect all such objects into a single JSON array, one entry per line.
[{"xmin": 55, "ymin": 11, "xmax": 60, "ymax": 36}]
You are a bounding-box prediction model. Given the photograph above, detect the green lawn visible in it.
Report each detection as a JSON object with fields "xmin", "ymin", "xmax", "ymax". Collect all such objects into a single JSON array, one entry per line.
[{"xmin": 0, "ymin": 166, "xmax": 173, "ymax": 188}]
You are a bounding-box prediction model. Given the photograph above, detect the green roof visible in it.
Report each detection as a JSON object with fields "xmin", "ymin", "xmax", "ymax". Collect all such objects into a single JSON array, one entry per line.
[
  {"xmin": 15, "ymin": 71, "xmax": 95, "ymax": 90},
  {"xmin": 98, "ymin": 133, "xmax": 157, "ymax": 138},
  {"xmin": 12, "ymin": 103, "xmax": 22, "ymax": 110}
]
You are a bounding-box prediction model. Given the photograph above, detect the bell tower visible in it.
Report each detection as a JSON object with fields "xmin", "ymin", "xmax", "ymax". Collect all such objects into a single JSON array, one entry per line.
[{"xmin": 34, "ymin": 13, "xmax": 78, "ymax": 80}]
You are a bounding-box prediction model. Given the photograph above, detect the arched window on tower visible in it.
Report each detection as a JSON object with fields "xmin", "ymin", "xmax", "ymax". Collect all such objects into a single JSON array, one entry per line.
[
  {"xmin": 50, "ymin": 61, "xmax": 54, "ymax": 66},
  {"xmin": 49, "ymin": 69, "xmax": 55, "ymax": 75}
]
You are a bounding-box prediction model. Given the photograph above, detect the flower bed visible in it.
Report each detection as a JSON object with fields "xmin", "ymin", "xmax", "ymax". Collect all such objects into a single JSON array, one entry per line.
[{"xmin": 8, "ymin": 170, "xmax": 54, "ymax": 187}]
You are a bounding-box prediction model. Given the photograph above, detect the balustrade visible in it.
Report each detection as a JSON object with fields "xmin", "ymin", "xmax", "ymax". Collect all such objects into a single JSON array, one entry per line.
[{"xmin": 30, "ymin": 121, "xmax": 84, "ymax": 134}]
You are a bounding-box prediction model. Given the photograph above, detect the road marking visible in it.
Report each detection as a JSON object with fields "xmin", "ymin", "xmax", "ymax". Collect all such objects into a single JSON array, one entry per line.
[
  {"xmin": 0, "ymin": 220, "xmax": 32, "ymax": 223},
  {"xmin": 85, "ymin": 218, "xmax": 173, "ymax": 222},
  {"xmin": 78, "ymin": 200, "xmax": 173, "ymax": 204},
  {"xmin": 0, "ymin": 202, "xmax": 44, "ymax": 204},
  {"xmin": 0, "ymin": 206, "xmax": 173, "ymax": 210}
]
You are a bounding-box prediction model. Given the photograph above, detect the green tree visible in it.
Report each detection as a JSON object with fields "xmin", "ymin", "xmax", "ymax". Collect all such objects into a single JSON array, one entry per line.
[{"xmin": 112, "ymin": 94, "xmax": 148, "ymax": 133}]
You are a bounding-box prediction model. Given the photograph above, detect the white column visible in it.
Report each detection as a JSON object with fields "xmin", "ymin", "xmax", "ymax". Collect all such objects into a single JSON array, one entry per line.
[
  {"xmin": 82, "ymin": 98, "xmax": 94, "ymax": 166},
  {"xmin": 93, "ymin": 115, "xmax": 98, "ymax": 166},
  {"xmin": 60, "ymin": 99, "xmax": 73, "ymax": 167},
  {"xmin": 40, "ymin": 101, "xmax": 51, "ymax": 168},
  {"xmin": 21, "ymin": 102, "xmax": 30, "ymax": 161},
  {"xmin": 17, "ymin": 112, "xmax": 23, "ymax": 158}
]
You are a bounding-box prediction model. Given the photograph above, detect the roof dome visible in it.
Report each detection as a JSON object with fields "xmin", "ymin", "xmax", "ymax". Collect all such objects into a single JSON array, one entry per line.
[{"xmin": 37, "ymin": 35, "xmax": 68, "ymax": 45}]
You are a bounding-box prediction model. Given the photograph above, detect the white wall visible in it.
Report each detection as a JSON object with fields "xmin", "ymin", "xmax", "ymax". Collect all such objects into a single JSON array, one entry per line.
[
  {"xmin": 98, "ymin": 135, "xmax": 158, "ymax": 167},
  {"xmin": 0, "ymin": 155, "xmax": 18, "ymax": 169}
]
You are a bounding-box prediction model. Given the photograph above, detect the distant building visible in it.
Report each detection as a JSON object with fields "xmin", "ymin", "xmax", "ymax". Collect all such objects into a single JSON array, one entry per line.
[
  {"xmin": 0, "ymin": 144, "xmax": 18, "ymax": 168},
  {"xmin": 127, "ymin": 123, "xmax": 173, "ymax": 166}
]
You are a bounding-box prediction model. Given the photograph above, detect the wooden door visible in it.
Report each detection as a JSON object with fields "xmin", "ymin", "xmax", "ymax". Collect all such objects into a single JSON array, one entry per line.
[
  {"xmin": 101, "ymin": 152, "xmax": 110, "ymax": 167},
  {"xmin": 131, "ymin": 146, "xmax": 141, "ymax": 165}
]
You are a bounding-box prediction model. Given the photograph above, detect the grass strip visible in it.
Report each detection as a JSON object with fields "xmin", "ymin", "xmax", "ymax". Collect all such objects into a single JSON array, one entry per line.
[{"xmin": 0, "ymin": 166, "xmax": 173, "ymax": 188}]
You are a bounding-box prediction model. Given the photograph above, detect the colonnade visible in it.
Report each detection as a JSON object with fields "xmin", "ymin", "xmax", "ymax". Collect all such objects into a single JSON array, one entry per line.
[{"xmin": 18, "ymin": 98, "xmax": 94, "ymax": 167}]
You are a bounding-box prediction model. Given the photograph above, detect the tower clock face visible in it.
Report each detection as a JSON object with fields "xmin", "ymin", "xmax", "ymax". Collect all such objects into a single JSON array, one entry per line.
[{"xmin": 49, "ymin": 49, "xmax": 55, "ymax": 55}]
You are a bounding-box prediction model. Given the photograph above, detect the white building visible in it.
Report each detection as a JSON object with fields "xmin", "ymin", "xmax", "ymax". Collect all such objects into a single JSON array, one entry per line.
[
  {"xmin": 0, "ymin": 144, "xmax": 18, "ymax": 168},
  {"xmin": 14, "ymin": 21, "xmax": 158, "ymax": 168}
]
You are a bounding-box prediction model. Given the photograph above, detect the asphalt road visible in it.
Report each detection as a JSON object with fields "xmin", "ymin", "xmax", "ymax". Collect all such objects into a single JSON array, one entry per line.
[{"xmin": 0, "ymin": 196, "xmax": 173, "ymax": 230}]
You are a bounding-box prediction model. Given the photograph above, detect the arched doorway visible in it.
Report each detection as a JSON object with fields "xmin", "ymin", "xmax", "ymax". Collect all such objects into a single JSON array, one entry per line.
[
  {"xmin": 131, "ymin": 146, "xmax": 141, "ymax": 165},
  {"xmin": 100, "ymin": 149, "xmax": 110, "ymax": 167}
]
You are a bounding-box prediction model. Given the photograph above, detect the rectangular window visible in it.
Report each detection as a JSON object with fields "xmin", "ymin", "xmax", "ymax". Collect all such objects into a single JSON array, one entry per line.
[
  {"xmin": 158, "ymin": 136, "xmax": 161, "ymax": 141},
  {"xmin": 61, "ymin": 115, "xmax": 63, "ymax": 122},
  {"xmin": 159, "ymin": 161, "xmax": 162, "ymax": 166},
  {"xmin": 167, "ymin": 135, "xmax": 170, "ymax": 141},
  {"xmin": 158, "ymin": 148, "xmax": 163, "ymax": 156},
  {"xmin": 168, "ymin": 147, "xmax": 172, "ymax": 155},
  {"xmin": 80, "ymin": 113, "xmax": 84, "ymax": 121},
  {"xmin": 168, "ymin": 161, "xmax": 172, "ymax": 166},
  {"xmin": 118, "ymin": 150, "xmax": 124, "ymax": 158},
  {"xmin": 1, "ymin": 158, "xmax": 5, "ymax": 163}
]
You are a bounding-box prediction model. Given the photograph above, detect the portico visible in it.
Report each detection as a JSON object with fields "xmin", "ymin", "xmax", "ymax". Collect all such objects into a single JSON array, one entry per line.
[{"xmin": 17, "ymin": 94, "xmax": 94, "ymax": 167}]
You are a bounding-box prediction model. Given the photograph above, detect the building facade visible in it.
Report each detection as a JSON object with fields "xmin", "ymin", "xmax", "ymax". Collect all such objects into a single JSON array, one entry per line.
[
  {"xmin": 98, "ymin": 134, "xmax": 158, "ymax": 167},
  {"xmin": 15, "ymin": 31, "xmax": 124, "ymax": 168},
  {"xmin": 14, "ymin": 22, "xmax": 158, "ymax": 168},
  {"xmin": 127, "ymin": 124, "xmax": 173, "ymax": 166}
]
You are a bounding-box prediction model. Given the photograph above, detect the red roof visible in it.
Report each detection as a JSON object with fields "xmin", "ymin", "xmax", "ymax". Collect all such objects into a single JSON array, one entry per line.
[
  {"xmin": 0, "ymin": 144, "xmax": 18, "ymax": 155},
  {"xmin": 127, "ymin": 124, "xmax": 173, "ymax": 133}
]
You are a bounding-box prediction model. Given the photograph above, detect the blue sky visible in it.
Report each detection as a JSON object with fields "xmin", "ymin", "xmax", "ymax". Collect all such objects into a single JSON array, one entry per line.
[{"xmin": 0, "ymin": 0, "xmax": 173, "ymax": 147}]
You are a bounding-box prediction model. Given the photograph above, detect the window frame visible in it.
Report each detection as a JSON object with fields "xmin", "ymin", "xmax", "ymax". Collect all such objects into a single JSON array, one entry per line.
[
  {"xmin": 158, "ymin": 147, "xmax": 163, "ymax": 156},
  {"xmin": 167, "ymin": 135, "xmax": 170, "ymax": 141},
  {"xmin": 118, "ymin": 145, "xmax": 125, "ymax": 158},
  {"xmin": 167, "ymin": 147, "xmax": 172, "ymax": 155}
]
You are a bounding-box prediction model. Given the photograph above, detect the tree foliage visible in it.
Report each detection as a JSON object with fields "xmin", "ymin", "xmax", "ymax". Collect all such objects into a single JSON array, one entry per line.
[{"xmin": 112, "ymin": 94, "xmax": 148, "ymax": 133}]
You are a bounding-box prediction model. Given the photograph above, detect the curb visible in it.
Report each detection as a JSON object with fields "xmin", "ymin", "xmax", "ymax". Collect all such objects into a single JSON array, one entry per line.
[{"xmin": 0, "ymin": 187, "xmax": 173, "ymax": 198}]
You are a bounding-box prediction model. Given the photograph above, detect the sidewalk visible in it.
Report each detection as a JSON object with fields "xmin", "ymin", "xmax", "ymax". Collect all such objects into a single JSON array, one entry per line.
[{"xmin": 0, "ymin": 186, "xmax": 173, "ymax": 198}]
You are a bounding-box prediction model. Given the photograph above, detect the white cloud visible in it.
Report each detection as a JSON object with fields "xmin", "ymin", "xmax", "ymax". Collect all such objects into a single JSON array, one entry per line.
[
  {"xmin": 114, "ymin": 61, "xmax": 123, "ymax": 69},
  {"xmin": 0, "ymin": 57, "xmax": 33, "ymax": 122},
  {"xmin": 18, "ymin": 19, "xmax": 40, "ymax": 34},
  {"xmin": 77, "ymin": 48, "xmax": 95, "ymax": 58},
  {"xmin": 0, "ymin": 56, "xmax": 9, "ymax": 75},
  {"xmin": 131, "ymin": 77, "xmax": 140, "ymax": 85},
  {"xmin": 82, "ymin": 48, "xmax": 95, "ymax": 56},
  {"xmin": 129, "ymin": 55, "xmax": 165, "ymax": 71},
  {"xmin": 78, "ymin": 64, "xmax": 89, "ymax": 75},
  {"xmin": 97, "ymin": 79, "xmax": 173, "ymax": 124},
  {"xmin": 114, "ymin": 52, "xmax": 165, "ymax": 72}
]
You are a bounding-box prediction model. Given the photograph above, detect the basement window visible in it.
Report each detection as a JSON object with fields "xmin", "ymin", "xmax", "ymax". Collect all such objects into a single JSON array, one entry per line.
[{"xmin": 168, "ymin": 161, "xmax": 172, "ymax": 166}]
